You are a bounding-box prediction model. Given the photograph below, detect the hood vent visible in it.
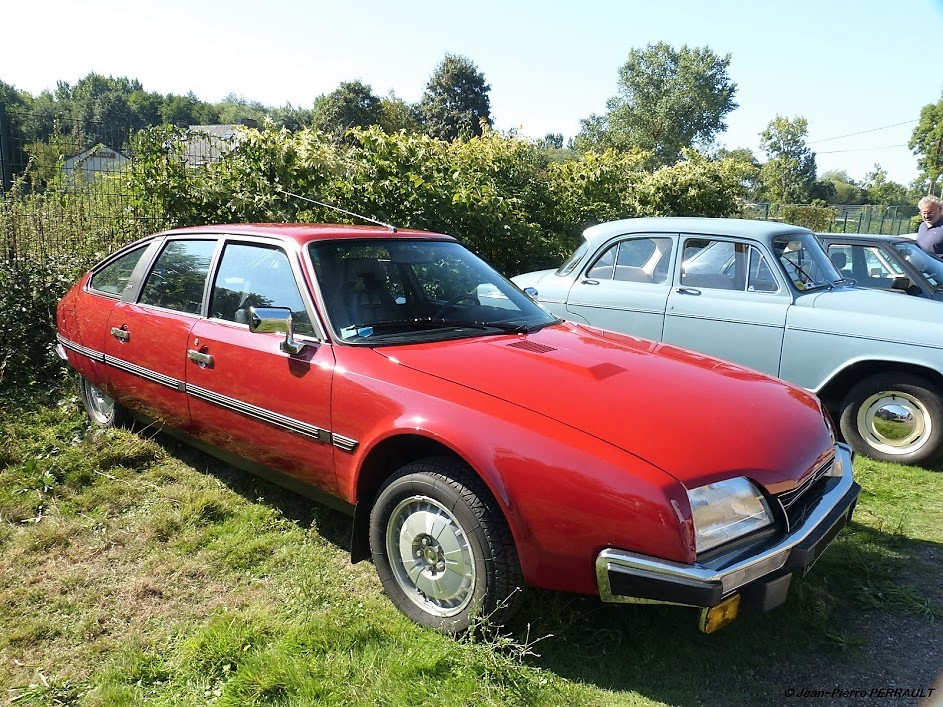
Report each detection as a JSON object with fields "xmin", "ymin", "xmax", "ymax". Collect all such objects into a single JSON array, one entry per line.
[{"xmin": 506, "ymin": 340, "xmax": 556, "ymax": 354}]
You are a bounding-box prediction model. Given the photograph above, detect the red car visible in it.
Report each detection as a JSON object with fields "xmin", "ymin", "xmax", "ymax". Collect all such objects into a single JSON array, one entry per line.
[{"xmin": 56, "ymin": 224, "xmax": 860, "ymax": 633}]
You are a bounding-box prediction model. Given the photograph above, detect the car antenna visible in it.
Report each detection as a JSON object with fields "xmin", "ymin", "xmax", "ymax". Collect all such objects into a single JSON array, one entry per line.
[{"xmin": 277, "ymin": 188, "xmax": 398, "ymax": 233}]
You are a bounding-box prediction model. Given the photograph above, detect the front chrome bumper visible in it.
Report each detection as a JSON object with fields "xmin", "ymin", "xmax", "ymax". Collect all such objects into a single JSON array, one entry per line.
[{"xmin": 596, "ymin": 443, "xmax": 859, "ymax": 609}]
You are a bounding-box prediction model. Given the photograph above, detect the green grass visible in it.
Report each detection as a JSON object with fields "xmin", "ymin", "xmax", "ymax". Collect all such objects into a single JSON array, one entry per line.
[{"xmin": 1, "ymin": 391, "xmax": 941, "ymax": 706}]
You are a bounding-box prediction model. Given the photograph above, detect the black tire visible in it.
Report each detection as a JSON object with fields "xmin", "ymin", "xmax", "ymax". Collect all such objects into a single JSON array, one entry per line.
[
  {"xmin": 79, "ymin": 376, "xmax": 132, "ymax": 428},
  {"xmin": 369, "ymin": 457, "xmax": 524, "ymax": 633},
  {"xmin": 838, "ymin": 373, "xmax": 943, "ymax": 467}
]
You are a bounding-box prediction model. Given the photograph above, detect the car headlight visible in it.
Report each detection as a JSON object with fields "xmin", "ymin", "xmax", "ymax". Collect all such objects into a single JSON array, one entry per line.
[{"xmin": 687, "ymin": 477, "xmax": 774, "ymax": 554}]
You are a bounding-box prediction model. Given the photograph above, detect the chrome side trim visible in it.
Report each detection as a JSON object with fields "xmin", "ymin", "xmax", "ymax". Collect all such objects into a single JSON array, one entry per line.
[
  {"xmin": 54, "ymin": 343, "xmax": 69, "ymax": 361},
  {"xmin": 596, "ymin": 443, "xmax": 855, "ymax": 605},
  {"xmin": 331, "ymin": 433, "xmax": 359, "ymax": 453},
  {"xmin": 104, "ymin": 354, "xmax": 185, "ymax": 391},
  {"xmin": 187, "ymin": 384, "xmax": 330, "ymax": 443},
  {"xmin": 56, "ymin": 334, "xmax": 105, "ymax": 363}
]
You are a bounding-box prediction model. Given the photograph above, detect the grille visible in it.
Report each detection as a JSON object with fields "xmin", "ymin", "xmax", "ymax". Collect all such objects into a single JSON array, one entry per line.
[
  {"xmin": 506, "ymin": 340, "xmax": 556, "ymax": 354},
  {"xmin": 776, "ymin": 459, "xmax": 833, "ymax": 530}
]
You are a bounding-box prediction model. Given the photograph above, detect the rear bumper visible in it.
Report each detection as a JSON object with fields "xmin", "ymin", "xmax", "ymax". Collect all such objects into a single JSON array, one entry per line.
[{"xmin": 595, "ymin": 443, "xmax": 859, "ymax": 609}]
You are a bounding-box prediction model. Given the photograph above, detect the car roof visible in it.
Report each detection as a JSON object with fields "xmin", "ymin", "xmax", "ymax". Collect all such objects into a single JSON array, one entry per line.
[
  {"xmin": 158, "ymin": 223, "xmax": 456, "ymax": 246},
  {"xmin": 583, "ymin": 218, "xmax": 812, "ymax": 249},
  {"xmin": 817, "ymin": 232, "xmax": 917, "ymax": 244}
]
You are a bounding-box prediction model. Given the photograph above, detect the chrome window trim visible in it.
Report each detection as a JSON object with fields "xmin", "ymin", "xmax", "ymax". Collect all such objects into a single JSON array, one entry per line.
[
  {"xmin": 595, "ymin": 443, "xmax": 855, "ymax": 604},
  {"xmin": 678, "ymin": 234, "xmax": 790, "ymax": 296}
]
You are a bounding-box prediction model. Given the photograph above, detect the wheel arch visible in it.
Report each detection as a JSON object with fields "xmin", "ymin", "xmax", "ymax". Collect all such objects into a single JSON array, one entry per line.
[
  {"xmin": 816, "ymin": 359, "xmax": 943, "ymax": 415},
  {"xmin": 348, "ymin": 432, "xmax": 514, "ymax": 564}
]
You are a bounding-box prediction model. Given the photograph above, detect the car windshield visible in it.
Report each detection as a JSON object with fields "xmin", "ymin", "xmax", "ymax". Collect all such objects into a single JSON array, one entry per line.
[
  {"xmin": 309, "ymin": 239, "xmax": 558, "ymax": 343},
  {"xmin": 556, "ymin": 242, "xmax": 588, "ymax": 275},
  {"xmin": 894, "ymin": 241, "xmax": 943, "ymax": 290},
  {"xmin": 772, "ymin": 232, "xmax": 841, "ymax": 291}
]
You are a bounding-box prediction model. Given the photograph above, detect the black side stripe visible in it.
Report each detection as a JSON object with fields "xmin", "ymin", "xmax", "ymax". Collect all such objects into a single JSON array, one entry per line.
[
  {"xmin": 57, "ymin": 334, "xmax": 358, "ymax": 451},
  {"xmin": 56, "ymin": 334, "xmax": 105, "ymax": 363},
  {"xmin": 104, "ymin": 354, "xmax": 185, "ymax": 391},
  {"xmin": 187, "ymin": 384, "xmax": 330, "ymax": 443}
]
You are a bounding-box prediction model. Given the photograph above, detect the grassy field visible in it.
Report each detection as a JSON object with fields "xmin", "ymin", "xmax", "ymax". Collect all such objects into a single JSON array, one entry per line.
[{"xmin": 1, "ymin": 387, "xmax": 941, "ymax": 706}]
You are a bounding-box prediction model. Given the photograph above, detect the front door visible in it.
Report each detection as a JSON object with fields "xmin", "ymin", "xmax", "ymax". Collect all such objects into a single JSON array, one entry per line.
[
  {"xmin": 566, "ymin": 234, "xmax": 676, "ymax": 341},
  {"xmin": 185, "ymin": 239, "xmax": 337, "ymax": 494},
  {"xmin": 662, "ymin": 236, "xmax": 790, "ymax": 376}
]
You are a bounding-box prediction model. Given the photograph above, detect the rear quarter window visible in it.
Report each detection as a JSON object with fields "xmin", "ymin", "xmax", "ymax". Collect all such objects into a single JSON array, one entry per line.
[{"xmin": 88, "ymin": 245, "xmax": 148, "ymax": 296}]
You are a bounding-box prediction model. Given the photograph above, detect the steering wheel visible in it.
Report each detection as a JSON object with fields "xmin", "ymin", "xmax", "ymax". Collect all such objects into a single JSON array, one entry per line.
[{"xmin": 433, "ymin": 292, "xmax": 479, "ymax": 318}]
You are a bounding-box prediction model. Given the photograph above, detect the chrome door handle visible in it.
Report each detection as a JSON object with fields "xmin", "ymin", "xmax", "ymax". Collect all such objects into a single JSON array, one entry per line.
[
  {"xmin": 675, "ymin": 287, "xmax": 701, "ymax": 295},
  {"xmin": 580, "ymin": 279, "xmax": 600, "ymax": 286},
  {"xmin": 187, "ymin": 349, "xmax": 214, "ymax": 366},
  {"xmin": 110, "ymin": 327, "xmax": 130, "ymax": 341}
]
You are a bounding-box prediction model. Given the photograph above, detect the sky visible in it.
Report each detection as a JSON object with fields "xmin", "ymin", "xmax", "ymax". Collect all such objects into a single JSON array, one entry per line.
[{"xmin": 4, "ymin": 0, "xmax": 941, "ymax": 186}]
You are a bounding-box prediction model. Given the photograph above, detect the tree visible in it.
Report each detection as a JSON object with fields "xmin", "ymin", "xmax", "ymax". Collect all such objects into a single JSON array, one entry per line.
[
  {"xmin": 909, "ymin": 95, "xmax": 943, "ymax": 194},
  {"xmin": 574, "ymin": 42, "xmax": 737, "ymax": 167},
  {"xmin": 819, "ymin": 169, "xmax": 866, "ymax": 204},
  {"xmin": 311, "ymin": 80, "xmax": 381, "ymax": 139},
  {"xmin": 758, "ymin": 116, "xmax": 817, "ymax": 203},
  {"xmin": 863, "ymin": 164, "xmax": 909, "ymax": 206},
  {"xmin": 418, "ymin": 54, "xmax": 491, "ymax": 141},
  {"xmin": 377, "ymin": 92, "xmax": 421, "ymax": 134}
]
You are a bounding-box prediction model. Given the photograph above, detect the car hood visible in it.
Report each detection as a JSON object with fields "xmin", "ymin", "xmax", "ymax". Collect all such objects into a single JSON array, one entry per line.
[
  {"xmin": 374, "ymin": 322, "xmax": 833, "ymax": 490},
  {"xmin": 797, "ymin": 287, "xmax": 943, "ymax": 345}
]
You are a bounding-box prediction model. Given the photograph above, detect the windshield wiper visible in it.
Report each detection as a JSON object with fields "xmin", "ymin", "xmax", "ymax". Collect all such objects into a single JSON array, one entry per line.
[{"xmin": 346, "ymin": 318, "xmax": 534, "ymax": 334}]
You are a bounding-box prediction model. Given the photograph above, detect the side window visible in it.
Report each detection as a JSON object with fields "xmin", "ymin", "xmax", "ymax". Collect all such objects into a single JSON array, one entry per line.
[
  {"xmin": 586, "ymin": 243, "xmax": 617, "ymax": 280},
  {"xmin": 210, "ymin": 243, "xmax": 314, "ymax": 335},
  {"xmin": 747, "ymin": 248, "xmax": 779, "ymax": 292},
  {"xmin": 614, "ymin": 237, "xmax": 673, "ymax": 284},
  {"xmin": 681, "ymin": 239, "xmax": 743, "ymax": 290},
  {"xmin": 826, "ymin": 244, "xmax": 854, "ymax": 275},
  {"xmin": 89, "ymin": 245, "xmax": 148, "ymax": 296},
  {"xmin": 863, "ymin": 246, "xmax": 904, "ymax": 278},
  {"xmin": 139, "ymin": 240, "xmax": 217, "ymax": 315}
]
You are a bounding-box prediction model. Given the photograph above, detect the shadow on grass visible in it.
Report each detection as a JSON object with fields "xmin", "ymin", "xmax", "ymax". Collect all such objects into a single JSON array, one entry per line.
[
  {"xmin": 150, "ymin": 429, "xmax": 355, "ymax": 553},
  {"xmin": 510, "ymin": 522, "xmax": 943, "ymax": 706}
]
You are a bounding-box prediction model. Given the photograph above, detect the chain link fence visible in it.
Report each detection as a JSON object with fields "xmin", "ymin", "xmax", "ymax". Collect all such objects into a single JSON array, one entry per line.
[{"xmin": 741, "ymin": 202, "xmax": 917, "ymax": 235}]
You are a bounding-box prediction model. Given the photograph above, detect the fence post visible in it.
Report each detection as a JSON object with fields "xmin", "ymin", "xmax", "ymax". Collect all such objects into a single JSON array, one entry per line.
[
  {"xmin": 878, "ymin": 207, "xmax": 887, "ymax": 235},
  {"xmin": 842, "ymin": 210, "xmax": 849, "ymax": 233}
]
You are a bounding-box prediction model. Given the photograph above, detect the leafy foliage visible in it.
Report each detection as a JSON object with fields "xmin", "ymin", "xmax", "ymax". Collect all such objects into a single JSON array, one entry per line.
[
  {"xmin": 575, "ymin": 43, "xmax": 738, "ymax": 167},
  {"xmin": 418, "ymin": 54, "xmax": 492, "ymax": 141},
  {"xmin": 909, "ymin": 94, "xmax": 943, "ymax": 193},
  {"xmin": 311, "ymin": 81, "xmax": 383, "ymax": 141},
  {"xmin": 759, "ymin": 115, "xmax": 817, "ymax": 203}
]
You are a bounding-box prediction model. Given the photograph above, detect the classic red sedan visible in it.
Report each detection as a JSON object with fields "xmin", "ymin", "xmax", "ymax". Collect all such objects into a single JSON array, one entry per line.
[{"xmin": 55, "ymin": 224, "xmax": 860, "ymax": 633}]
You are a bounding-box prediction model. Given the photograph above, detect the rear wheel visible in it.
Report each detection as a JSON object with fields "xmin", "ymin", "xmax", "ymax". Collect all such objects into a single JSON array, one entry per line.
[
  {"xmin": 369, "ymin": 457, "xmax": 524, "ymax": 633},
  {"xmin": 79, "ymin": 376, "xmax": 131, "ymax": 428},
  {"xmin": 839, "ymin": 373, "xmax": 943, "ymax": 467}
]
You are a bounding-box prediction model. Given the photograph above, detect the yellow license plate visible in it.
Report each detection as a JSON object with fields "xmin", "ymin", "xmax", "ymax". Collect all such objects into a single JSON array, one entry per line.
[{"xmin": 699, "ymin": 594, "xmax": 741, "ymax": 633}]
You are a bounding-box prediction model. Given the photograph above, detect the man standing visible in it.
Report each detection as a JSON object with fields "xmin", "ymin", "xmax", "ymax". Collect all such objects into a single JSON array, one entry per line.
[{"xmin": 917, "ymin": 195, "xmax": 943, "ymax": 255}]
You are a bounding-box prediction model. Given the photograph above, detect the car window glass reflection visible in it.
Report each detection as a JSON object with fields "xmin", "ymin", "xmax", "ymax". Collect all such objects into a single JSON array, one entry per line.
[
  {"xmin": 139, "ymin": 240, "xmax": 216, "ymax": 314},
  {"xmin": 210, "ymin": 243, "xmax": 313, "ymax": 335},
  {"xmin": 89, "ymin": 245, "xmax": 148, "ymax": 296}
]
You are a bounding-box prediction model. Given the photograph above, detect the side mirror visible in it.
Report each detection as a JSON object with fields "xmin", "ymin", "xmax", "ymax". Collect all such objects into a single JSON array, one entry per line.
[
  {"xmin": 248, "ymin": 306, "xmax": 304, "ymax": 354},
  {"xmin": 523, "ymin": 287, "xmax": 538, "ymax": 299}
]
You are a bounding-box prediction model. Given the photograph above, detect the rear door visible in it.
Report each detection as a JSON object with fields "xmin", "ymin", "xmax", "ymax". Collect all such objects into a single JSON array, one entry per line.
[
  {"xmin": 185, "ymin": 237, "xmax": 337, "ymax": 494},
  {"xmin": 565, "ymin": 234, "xmax": 676, "ymax": 341},
  {"xmin": 663, "ymin": 236, "xmax": 790, "ymax": 376},
  {"xmin": 104, "ymin": 237, "xmax": 218, "ymax": 429}
]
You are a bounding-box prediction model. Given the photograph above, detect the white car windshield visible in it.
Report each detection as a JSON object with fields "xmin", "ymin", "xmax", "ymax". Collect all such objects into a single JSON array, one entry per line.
[{"xmin": 772, "ymin": 232, "xmax": 842, "ymax": 291}]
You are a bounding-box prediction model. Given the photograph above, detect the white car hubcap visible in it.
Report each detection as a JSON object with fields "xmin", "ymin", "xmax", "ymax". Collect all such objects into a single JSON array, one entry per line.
[{"xmin": 386, "ymin": 495, "xmax": 476, "ymax": 617}]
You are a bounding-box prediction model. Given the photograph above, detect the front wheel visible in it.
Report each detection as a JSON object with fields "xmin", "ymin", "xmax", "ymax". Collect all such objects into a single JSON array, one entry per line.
[
  {"xmin": 369, "ymin": 457, "xmax": 524, "ymax": 633},
  {"xmin": 79, "ymin": 376, "xmax": 131, "ymax": 428},
  {"xmin": 839, "ymin": 373, "xmax": 943, "ymax": 467}
]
